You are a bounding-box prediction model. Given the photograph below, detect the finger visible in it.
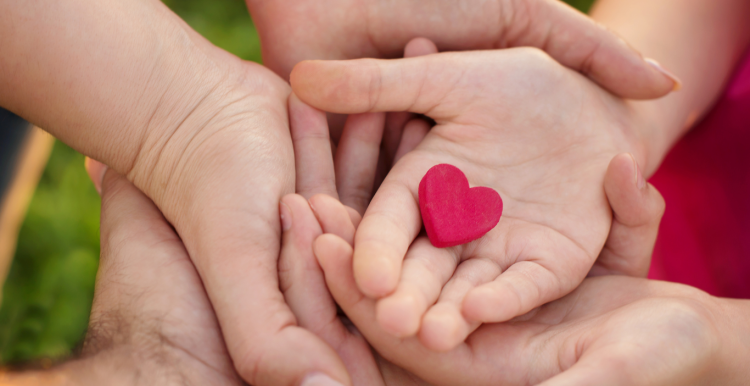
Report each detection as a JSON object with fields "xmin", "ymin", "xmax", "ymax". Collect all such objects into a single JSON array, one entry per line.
[
  {"xmin": 335, "ymin": 112, "xmax": 386, "ymax": 214},
  {"xmin": 461, "ymin": 260, "xmax": 568, "ymax": 323},
  {"xmin": 279, "ymin": 194, "xmax": 383, "ymax": 386},
  {"xmin": 289, "ymin": 93, "xmax": 338, "ymax": 200},
  {"xmin": 84, "ymin": 157, "xmax": 108, "ymax": 195},
  {"xmin": 418, "ymin": 258, "xmax": 500, "ymax": 352},
  {"xmin": 505, "ymin": 0, "xmax": 680, "ymax": 99},
  {"xmin": 353, "ymin": 177, "xmax": 423, "ymax": 298},
  {"xmin": 382, "ymin": 112, "xmax": 413, "ymax": 166},
  {"xmin": 403, "ymin": 37, "xmax": 439, "ymax": 58},
  {"xmin": 393, "ymin": 119, "xmax": 430, "ymax": 164},
  {"xmin": 309, "ymin": 194, "xmax": 357, "ymax": 245},
  {"xmin": 591, "ymin": 153, "xmax": 665, "ymax": 277},
  {"xmin": 375, "ymin": 237, "xmax": 459, "ymax": 338}
]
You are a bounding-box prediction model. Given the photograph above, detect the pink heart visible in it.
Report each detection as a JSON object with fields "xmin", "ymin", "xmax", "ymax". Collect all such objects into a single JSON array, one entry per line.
[{"xmin": 418, "ymin": 164, "xmax": 503, "ymax": 248}]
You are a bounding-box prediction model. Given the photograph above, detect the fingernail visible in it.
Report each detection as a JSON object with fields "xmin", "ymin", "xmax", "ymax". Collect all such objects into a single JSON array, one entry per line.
[
  {"xmin": 84, "ymin": 157, "xmax": 107, "ymax": 195},
  {"xmin": 629, "ymin": 153, "xmax": 646, "ymax": 190},
  {"xmin": 645, "ymin": 58, "xmax": 682, "ymax": 92},
  {"xmin": 280, "ymin": 202, "xmax": 292, "ymax": 231},
  {"xmin": 301, "ymin": 373, "xmax": 345, "ymax": 386}
]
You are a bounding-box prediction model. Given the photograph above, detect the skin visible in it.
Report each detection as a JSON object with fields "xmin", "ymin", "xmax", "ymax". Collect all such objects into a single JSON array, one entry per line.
[
  {"xmin": 0, "ymin": 1, "xmax": 679, "ymax": 383},
  {"xmin": 0, "ymin": 169, "xmax": 242, "ymax": 386},
  {"xmin": 291, "ymin": 47, "xmax": 670, "ymax": 350},
  {"xmin": 282, "ymin": 93, "xmax": 671, "ymax": 385}
]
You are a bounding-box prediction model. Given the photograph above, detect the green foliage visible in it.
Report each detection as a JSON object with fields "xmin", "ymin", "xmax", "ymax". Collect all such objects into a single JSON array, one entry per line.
[
  {"xmin": 0, "ymin": 142, "xmax": 100, "ymax": 363},
  {"xmin": 0, "ymin": 0, "xmax": 594, "ymax": 365}
]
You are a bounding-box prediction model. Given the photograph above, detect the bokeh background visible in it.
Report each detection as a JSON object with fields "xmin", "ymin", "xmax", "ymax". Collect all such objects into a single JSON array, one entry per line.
[{"xmin": 0, "ymin": 0, "xmax": 594, "ymax": 365}]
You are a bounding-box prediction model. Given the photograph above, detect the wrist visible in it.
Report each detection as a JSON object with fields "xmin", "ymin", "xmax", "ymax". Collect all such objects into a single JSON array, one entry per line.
[
  {"xmin": 625, "ymin": 99, "xmax": 686, "ymax": 177},
  {"xmin": 713, "ymin": 297, "xmax": 750, "ymax": 385}
]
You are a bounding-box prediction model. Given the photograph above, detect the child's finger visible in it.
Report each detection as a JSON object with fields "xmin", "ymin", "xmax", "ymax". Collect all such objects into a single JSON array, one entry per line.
[
  {"xmin": 393, "ymin": 119, "xmax": 430, "ymax": 164},
  {"xmin": 335, "ymin": 112, "xmax": 386, "ymax": 215},
  {"xmin": 279, "ymin": 194, "xmax": 384, "ymax": 386},
  {"xmin": 309, "ymin": 194, "xmax": 357, "ymax": 245},
  {"xmin": 461, "ymin": 259, "xmax": 572, "ymax": 324},
  {"xmin": 352, "ymin": 176, "xmax": 424, "ymax": 298},
  {"xmin": 375, "ymin": 237, "xmax": 459, "ymax": 338},
  {"xmin": 289, "ymin": 93, "xmax": 339, "ymax": 200},
  {"xmin": 592, "ymin": 153, "xmax": 665, "ymax": 277},
  {"xmin": 418, "ymin": 258, "xmax": 503, "ymax": 352}
]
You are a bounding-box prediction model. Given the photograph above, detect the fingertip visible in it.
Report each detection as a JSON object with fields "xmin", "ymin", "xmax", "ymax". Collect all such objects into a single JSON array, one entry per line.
[
  {"xmin": 461, "ymin": 287, "xmax": 516, "ymax": 323},
  {"xmin": 353, "ymin": 252, "xmax": 400, "ymax": 298},
  {"xmin": 376, "ymin": 295, "xmax": 421, "ymax": 338},
  {"xmin": 84, "ymin": 157, "xmax": 107, "ymax": 195},
  {"xmin": 309, "ymin": 194, "xmax": 357, "ymax": 244},
  {"xmin": 404, "ymin": 37, "xmax": 439, "ymax": 58},
  {"xmin": 313, "ymin": 233, "xmax": 354, "ymax": 272},
  {"xmin": 418, "ymin": 306, "xmax": 465, "ymax": 352},
  {"xmin": 644, "ymin": 58, "xmax": 682, "ymax": 92},
  {"xmin": 291, "ymin": 60, "xmax": 372, "ymax": 113},
  {"xmin": 344, "ymin": 206, "xmax": 362, "ymax": 229}
]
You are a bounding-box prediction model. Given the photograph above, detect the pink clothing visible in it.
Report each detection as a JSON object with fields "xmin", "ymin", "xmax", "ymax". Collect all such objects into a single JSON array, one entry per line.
[{"xmin": 648, "ymin": 50, "xmax": 750, "ymax": 298}]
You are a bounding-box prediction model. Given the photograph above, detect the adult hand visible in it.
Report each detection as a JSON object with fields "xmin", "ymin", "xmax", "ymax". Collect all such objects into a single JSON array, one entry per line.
[
  {"xmin": 0, "ymin": 167, "xmax": 242, "ymax": 385},
  {"xmin": 291, "ymin": 48, "xmax": 667, "ymax": 350},
  {"xmin": 247, "ymin": 0, "xmax": 679, "ymax": 99},
  {"xmin": 313, "ymin": 202, "xmax": 749, "ymax": 385},
  {"xmin": 0, "ymin": 1, "xmax": 355, "ymax": 384}
]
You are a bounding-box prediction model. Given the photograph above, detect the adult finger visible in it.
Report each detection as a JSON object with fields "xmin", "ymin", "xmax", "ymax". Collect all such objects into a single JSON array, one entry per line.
[
  {"xmin": 375, "ymin": 237, "xmax": 459, "ymax": 338},
  {"xmin": 279, "ymin": 194, "xmax": 383, "ymax": 386},
  {"xmin": 404, "ymin": 37, "xmax": 439, "ymax": 58},
  {"xmin": 502, "ymin": 0, "xmax": 680, "ymax": 99},
  {"xmin": 393, "ymin": 119, "xmax": 430, "ymax": 164},
  {"xmin": 591, "ymin": 153, "xmax": 665, "ymax": 277},
  {"xmin": 289, "ymin": 93, "xmax": 339, "ymax": 199},
  {"xmin": 335, "ymin": 112, "xmax": 385, "ymax": 214},
  {"xmin": 291, "ymin": 50, "xmax": 545, "ymax": 117}
]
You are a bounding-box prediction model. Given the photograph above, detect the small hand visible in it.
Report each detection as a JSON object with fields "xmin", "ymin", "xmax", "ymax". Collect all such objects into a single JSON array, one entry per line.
[
  {"xmin": 311, "ymin": 200, "xmax": 733, "ymax": 386},
  {"xmin": 292, "ymin": 48, "xmax": 661, "ymax": 350},
  {"xmin": 278, "ymin": 91, "xmax": 431, "ymax": 384}
]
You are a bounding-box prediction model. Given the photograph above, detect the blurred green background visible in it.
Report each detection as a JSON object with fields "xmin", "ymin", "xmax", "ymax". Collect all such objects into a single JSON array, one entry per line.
[{"xmin": 0, "ymin": 0, "xmax": 593, "ymax": 365}]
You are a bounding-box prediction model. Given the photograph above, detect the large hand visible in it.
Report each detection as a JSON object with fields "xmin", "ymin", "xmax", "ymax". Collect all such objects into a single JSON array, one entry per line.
[
  {"xmin": 247, "ymin": 0, "xmax": 679, "ymax": 99},
  {"xmin": 292, "ymin": 48, "xmax": 664, "ymax": 350},
  {"xmin": 1, "ymin": 167, "xmax": 242, "ymax": 385},
  {"xmin": 1, "ymin": 0, "xmax": 357, "ymax": 383},
  {"xmin": 312, "ymin": 202, "xmax": 747, "ymax": 385}
]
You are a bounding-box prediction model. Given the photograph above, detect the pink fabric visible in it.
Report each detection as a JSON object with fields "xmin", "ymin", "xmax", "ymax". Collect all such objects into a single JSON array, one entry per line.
[{"xmin": 648, "ymin": 50, "xmax": 750, "ymax": 298}]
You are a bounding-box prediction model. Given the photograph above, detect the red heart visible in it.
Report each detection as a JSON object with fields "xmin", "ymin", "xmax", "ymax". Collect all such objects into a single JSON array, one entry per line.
[{"xmin": 418, "ymin": 164, "xmax": 503, "ymax": 248}]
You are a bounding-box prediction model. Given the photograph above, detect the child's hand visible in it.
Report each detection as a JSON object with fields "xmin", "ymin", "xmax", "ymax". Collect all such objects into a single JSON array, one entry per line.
[
  {"xmin": 292, "ymin": 48, "xmax": 662, "ymax": 350},
  {"xmin": 314, "ymin": 219, "xmax": 726, "ymax": 385}
]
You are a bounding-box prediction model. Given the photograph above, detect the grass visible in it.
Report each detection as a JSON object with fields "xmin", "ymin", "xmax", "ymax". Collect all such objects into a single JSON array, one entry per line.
[{"xmin": 0, "ymin": 0, "xmax": 593, "ymax": 365}]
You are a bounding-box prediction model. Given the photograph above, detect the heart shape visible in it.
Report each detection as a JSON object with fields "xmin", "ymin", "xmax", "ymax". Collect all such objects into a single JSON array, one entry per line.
[{"xmin": 418, "ymin": 164, "xmax": 503, "ymax": 248}]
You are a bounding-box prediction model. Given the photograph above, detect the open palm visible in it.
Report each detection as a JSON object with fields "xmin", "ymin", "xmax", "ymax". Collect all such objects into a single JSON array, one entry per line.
[{"xmin": 292, "ymin": 48, "xmax": 652, "ymax": 350}]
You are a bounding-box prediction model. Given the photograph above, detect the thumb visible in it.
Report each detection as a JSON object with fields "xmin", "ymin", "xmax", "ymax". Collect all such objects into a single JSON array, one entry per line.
[
  {"xmin": 506, "ymin": 0, "xmax": 680, "ymax": 99},
  {"xmin": 592, "ymin": 153, "xmax": 665, "ymax": 277}
]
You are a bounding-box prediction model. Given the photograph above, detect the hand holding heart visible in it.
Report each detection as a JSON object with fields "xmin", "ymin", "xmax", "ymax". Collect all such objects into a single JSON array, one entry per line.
[
  {"xmin": 419, "ymin": 164, "xmax": 503, "ymax": 248},
  {"xmin": 291, "ymin": 48, "xmax": 654, "ymax": 351},
  {"xmin": 279, "ymin": 93, "xmax": 675, "ymax": 386}
]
